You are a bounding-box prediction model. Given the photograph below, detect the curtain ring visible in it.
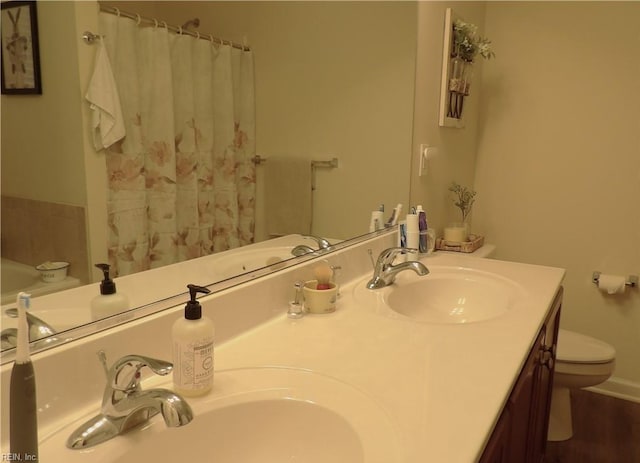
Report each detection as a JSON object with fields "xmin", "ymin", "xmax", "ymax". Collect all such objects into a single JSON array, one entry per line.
[
  {"xmin": 196, "ymin": 31, "xmax": 200, "ymax": 39},
  {"xmin": 153, "ymin": 18, "xmax": 159, "ymax": 28},
  {"xmin": 135, "ymin": 14, "xmax": 141, "ymax": 25},
  {"xmin": 114, "ymin": 7, "xmax": 120, "ymax": 17},
  {"xmin": 208, "ymin": 34, "xmax": 214, "ymax": 43},
  {"xmin": 178, "ymin": 26, "xmax": 183, "ymax": 35},
  {"xmin": 162, "ymin": 21, "xmax": 168, "ymax": 30}
]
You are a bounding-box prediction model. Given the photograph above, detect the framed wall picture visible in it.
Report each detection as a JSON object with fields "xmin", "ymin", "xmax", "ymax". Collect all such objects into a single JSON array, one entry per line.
[{"xmin": 1, "ymin": 1, "xmax": 41, "ymax": 94}]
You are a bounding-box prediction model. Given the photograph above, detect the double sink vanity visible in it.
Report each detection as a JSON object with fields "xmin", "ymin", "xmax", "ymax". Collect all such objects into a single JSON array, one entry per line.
[{"xmin": 0, "ymin": 229, "xmax": 564, "ymax": 462}]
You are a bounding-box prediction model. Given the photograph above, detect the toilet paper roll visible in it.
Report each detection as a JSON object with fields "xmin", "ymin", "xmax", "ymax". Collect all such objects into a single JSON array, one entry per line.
[{"xmin": 597, "ymin": 274, "xmax": 626, "ymax": 295}]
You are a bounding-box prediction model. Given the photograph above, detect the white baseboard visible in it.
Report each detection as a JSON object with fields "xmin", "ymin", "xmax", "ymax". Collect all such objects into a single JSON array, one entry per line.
[{"xmin": 587, "ymin": 376, "xmax": 640, "ymax": 404}]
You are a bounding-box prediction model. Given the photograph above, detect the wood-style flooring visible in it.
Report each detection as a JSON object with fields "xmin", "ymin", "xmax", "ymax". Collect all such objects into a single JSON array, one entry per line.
[{"xmin": 545, "ymin": 389, "xmax": 640, "ymax": 463}]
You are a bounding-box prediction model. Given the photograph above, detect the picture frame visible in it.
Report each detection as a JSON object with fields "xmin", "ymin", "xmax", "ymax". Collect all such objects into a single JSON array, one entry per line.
[{"xmin": 1, "ymin": 0, "xmax": 41, "ymax": 94}]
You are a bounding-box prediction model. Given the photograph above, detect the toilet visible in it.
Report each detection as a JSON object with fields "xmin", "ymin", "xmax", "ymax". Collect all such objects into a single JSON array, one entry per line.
[{"xmin": 547, "ymin": 328, "xmax": 616, "ymax": 441}]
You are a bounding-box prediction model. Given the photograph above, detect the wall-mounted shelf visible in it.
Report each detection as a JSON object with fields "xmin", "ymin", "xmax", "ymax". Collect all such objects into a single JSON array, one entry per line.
[{"xmin": 439, "ymin": 8, "xmax": 466, "ymax": 128}]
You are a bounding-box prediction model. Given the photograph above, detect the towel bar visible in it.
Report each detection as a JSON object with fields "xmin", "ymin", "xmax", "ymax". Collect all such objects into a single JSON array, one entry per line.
[
  {"xmin": 311, "ymin": 157, "xmax": 339, "ymax": 169},
  {"xmin": 251, "ymin": 155, "xmax": 267, "ymax": 165},
  {"xmin": 311, "ymin": 157, "xmax": 339, "ymax": 190},
  {"xmin": 82, "ymin": 31, "xmax": 102, "ymax": 44}
]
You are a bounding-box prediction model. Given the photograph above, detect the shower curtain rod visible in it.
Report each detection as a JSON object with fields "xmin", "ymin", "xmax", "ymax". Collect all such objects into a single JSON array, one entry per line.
[{"xmin": 99, "ymin": 5, "xmax": 251, "ymax": 51}]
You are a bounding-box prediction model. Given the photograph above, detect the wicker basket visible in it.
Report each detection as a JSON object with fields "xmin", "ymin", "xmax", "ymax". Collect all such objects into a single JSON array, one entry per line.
[{"xmin": 435, "ymin": 234, "xmax": 485, "ymax": 253}]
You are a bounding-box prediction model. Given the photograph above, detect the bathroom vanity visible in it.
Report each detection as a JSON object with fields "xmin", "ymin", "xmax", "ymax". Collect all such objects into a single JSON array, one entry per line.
[
  {"xmin": 0, "ymin": 230, "xmax": 565, "ymax": 462},
  {"xmin": 480, "ymin": 288, "xmax": 562, "ymax": 463}
]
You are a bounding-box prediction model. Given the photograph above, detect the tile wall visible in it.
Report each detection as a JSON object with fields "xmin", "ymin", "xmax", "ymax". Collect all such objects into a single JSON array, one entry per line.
[{"xmin": 1, "ymin": 196, "xmax": 89, "ymax": 284}]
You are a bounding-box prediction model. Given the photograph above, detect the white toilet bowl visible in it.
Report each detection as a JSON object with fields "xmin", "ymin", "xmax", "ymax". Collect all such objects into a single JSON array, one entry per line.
[{"xmin": 547, "ymin": 329, "xmax": 616, "ymax": 441}]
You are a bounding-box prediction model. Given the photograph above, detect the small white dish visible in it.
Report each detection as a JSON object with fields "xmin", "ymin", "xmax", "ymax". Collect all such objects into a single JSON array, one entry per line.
[{"xmin": 35, "ymin": 261, "xmax": 70, "ymax": 283}]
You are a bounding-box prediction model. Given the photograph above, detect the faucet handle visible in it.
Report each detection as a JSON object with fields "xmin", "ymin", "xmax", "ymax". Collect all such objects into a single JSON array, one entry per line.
[
  {"xmin": 302, "ymin": 234, "xmax": 332, "ymax": 249},
  {"xmin": 108, "ymin": 354, "xmax": 173, "ymax": 392},
  {"xmin": 97, "ymin": 350, "xmax": 110, "ymax": 379},
  {"xmin": 378, "ymin": 247, "xmax": 418, "ymax": 265}
]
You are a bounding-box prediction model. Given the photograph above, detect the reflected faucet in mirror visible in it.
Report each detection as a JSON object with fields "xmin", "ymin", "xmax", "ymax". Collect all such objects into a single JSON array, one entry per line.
[
  {"xmin": 0, "ymin": 308, "xmax": 57, "ymax": 349},
  {"xmin": 291, "ymin": 234, "xmax": 334, "ymax": 257}
]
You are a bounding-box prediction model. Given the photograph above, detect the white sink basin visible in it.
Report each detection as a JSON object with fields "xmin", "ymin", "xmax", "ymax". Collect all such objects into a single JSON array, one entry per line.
[
  {"xmin": 355, "ymin": 266, "xmax": 526, "ymax": 324},
  {"xmin": 39, "ymin": 367, "xmax": 399, "ymax": 463},
  {"xmin": 212, "ymin": 246, "xmax": 293, "ymax": 280}
]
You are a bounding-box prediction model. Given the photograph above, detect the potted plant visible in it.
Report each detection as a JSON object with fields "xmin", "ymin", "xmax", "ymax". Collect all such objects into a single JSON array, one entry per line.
[
  {"xmin": 444, "ymin": 182, "xmax": 477, "ymax": 242},
  {"xmin": 447, "ymin": 19, "xmax": 495, "ymax": 119},
  {"xmin": 453, "ymin": 20, "xmax": 495, "ymax": 63}
]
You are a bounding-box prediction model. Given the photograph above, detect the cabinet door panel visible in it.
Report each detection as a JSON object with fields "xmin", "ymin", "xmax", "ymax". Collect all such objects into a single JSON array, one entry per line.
[
  {"xmin": 529, "ymin": 289, "xmax": 562, "ymax": 463},
  {"xmin": 508, "ymin": 329, "xmax": 543, "ymax": 462},
  {"xmin": 478, "ymin": 407, "xmax": 511, "ymax": 463},
  {"xmin": 479, "ymin": 287, "xmax": 563, "ymax": 463}
]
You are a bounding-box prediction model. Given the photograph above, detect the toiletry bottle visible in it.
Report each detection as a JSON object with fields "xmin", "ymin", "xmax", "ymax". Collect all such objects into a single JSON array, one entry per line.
[
  {"xmin": 369, "ymin": 204, "xmax": 385, "ymax": 232},
  {"xmin": 172, "ymin": 284, "xmax": 214, "ymax": 397},
  {"xmin": 386, "ymin": 203, "xmax": 403, "ymax": 227},
  {"xmin": 406, "ymin": 208, "xmax": 420, "ymax": 250},
  {"xmin": 90, "ymin": 263, "xmax": 130, "ymax": 321},
  {"xmin": 416, "ymin": 205, "xmax": 428, "ymax": 253},
  {"xmin": 10, "ymin": 292, "xmax": 38, "ymax": 462}
]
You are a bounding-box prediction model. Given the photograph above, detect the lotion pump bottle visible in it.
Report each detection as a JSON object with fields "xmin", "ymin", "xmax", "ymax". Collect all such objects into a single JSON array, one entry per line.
[
  {"xmin": 172, "ymin": 284, "xmax": 214, "ymax": 397},
  {"xmin": 91, "ymin": 263, "xmax": 129, "ymax": 321}
]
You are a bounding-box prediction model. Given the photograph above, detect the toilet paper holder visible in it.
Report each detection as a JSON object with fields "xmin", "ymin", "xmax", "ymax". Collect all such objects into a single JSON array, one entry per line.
[{"xmin": 592, "ymin": 271, "xmax": 638, "ymax": 288}]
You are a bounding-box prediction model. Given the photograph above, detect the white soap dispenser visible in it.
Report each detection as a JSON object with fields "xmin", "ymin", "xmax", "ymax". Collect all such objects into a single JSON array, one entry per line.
[
  {"xmin": 90, "ymin": 263, "xmax": 130, "ymax": 321},
  {"xmin": 172, "ymin": 284, "xmax": 214, "ymax": 397}
]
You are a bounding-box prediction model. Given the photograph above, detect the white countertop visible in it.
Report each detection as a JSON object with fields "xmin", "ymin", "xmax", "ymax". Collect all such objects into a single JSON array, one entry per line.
[
  {"xmin": 8, "ymin": 237, "xmax": 564, "ymax": 463},
  {"xmin": 211, "ymin": 252, "xmax": 564, "ymax": 462}
]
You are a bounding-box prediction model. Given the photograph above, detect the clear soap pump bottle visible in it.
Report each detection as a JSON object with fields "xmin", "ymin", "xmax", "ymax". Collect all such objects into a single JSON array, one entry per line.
[
  {"xmin": 90, "ymin": 263, "xmax": 129, "ymax": 321},
  {"xmin": 172, "ymin": 284, "xmax": 214, "ymax": 397}
]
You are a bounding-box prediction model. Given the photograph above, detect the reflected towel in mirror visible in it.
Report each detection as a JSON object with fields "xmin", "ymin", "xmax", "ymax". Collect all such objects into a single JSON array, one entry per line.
[
  {"xmin": 265, "ymin": 157, "xmax": 312, "ymax": 237},
  {"xmin": 85, "ymin": 41, "xmax": 125, "ymax": 150}
]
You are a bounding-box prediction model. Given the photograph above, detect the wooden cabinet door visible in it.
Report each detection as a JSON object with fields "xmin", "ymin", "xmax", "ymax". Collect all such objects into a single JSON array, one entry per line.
[
  {"xmin": 479, "ymin": 287, "xmax": 563, "ymax": 463},
  {"xmin": 508, "ymin": 328, "xmax": 543, "ymax": 463},
  {"xmin": 478, "ymin": 407, "xmax": 511, "ymax": 463},
  {"xmin": 529, "ymin": 288, "xmax": 563, "ymax": 463}
]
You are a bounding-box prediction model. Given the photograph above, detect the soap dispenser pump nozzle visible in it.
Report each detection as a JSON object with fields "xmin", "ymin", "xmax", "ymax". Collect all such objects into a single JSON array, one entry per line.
[
  {"xmin": 95, "ymin": 263, "xmax": 117, "ymax": 295},
  {"xmin": 185, "ymin": 284, "xmax": 211, "ymax": 320}
]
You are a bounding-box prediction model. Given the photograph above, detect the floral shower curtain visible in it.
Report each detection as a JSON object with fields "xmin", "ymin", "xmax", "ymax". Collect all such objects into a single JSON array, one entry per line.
[{"xmin": 99, "ymin": 13, "xmax": 255, "ymax": 277}]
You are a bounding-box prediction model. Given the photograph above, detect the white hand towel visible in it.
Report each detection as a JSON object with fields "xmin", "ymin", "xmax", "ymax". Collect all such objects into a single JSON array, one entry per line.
[{"xmin": 85, "ymin": 41, "xmax": 125, "ymax": 150}]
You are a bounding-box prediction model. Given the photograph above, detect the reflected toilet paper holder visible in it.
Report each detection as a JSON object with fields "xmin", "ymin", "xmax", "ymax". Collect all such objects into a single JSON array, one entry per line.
[{"xmin": 592, "ymin": 271, "xmax": 638, "ymax": 288}]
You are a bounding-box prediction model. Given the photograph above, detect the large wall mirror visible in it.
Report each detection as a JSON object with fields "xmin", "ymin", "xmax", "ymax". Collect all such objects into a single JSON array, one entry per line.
[{"xmin": 0, "ymin": 1, "xmax": 417, "ymax": 353}]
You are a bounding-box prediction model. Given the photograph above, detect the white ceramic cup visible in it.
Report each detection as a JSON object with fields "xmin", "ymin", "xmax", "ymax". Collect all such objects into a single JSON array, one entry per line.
[{"xmin": 303, "ymin": 280, "xmax": 338, "ymax": 314}]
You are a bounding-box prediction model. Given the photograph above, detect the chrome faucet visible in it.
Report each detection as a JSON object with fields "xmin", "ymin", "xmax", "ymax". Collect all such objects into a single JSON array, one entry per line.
[
  {"xmin": 291, "ymin": 234, "xmax": 333, "ymax": 256},
  {"xmin": 366, "ymin": 247, "xmax": 429, "ymax": 289},
  {"xmin": 1, "ymin": 308, "xmax": 58, "ymax": 349},
  {"xmin": 291, "ymin": 244, "xmax": 317, "ymax": 256},
  {"xmin": 67, "ymin": 353, "xmax": 193, "ymax": 449},
  {"xmin": 303, "ymin": 234, "xmax": 333, "ymax": 250}
]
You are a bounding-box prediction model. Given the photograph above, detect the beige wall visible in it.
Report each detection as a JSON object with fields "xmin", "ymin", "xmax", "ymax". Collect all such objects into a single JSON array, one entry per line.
[
  {"xmin": 1, "ymin": 1, "xmax": 93, "ymax": 282},
  {"xmin": 411, "ymin": 2, "xmax": 487, "ymax": 236},
  {"xmin": 473, "ymin": 2, "xmax": 640, "ymax": 391},
  {"xmin": 1, "ymin": 1, "xmax": 87, "ymax": 205}
]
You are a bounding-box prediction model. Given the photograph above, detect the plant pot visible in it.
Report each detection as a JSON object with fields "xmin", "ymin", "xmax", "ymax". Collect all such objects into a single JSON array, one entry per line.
[{"xmin": 443, "ymin": 222, "xmax": 469, "ymax": 243}]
